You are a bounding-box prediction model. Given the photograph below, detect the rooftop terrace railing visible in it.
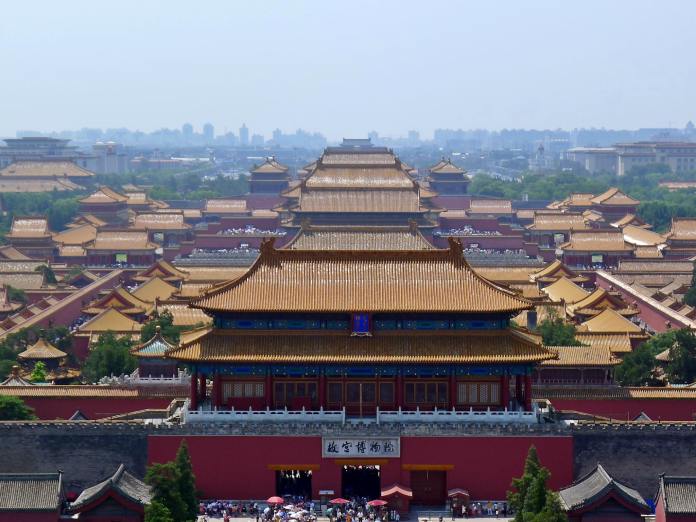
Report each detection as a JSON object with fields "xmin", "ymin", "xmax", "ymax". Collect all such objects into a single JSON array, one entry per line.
[{"xmin": 377, "ymin": 406, "xmax": 539, "ymax": 424}]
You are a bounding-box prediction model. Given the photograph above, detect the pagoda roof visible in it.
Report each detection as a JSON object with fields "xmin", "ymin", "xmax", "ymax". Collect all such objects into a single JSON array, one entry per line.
[
  {"xmin": 131, "ymin": 277, "xmax": 177, "ymax": 303},
  {"xmin": 79, "ymin": 186, "xmax": 128, "ymax": 204},
  {"xmin": 70, "ymin": 214, "xmax": 107, "ymax": 228},
  {"xmin": 429, "ymin": 157, "xmax": 466, "ymax": 175},
  {"xmin": 82, "ymin": 287, "xmax": 150, "ymax": 315},
  {"xmin": 0, "ymin": 159, "xmax": 93, "ymax": 178},
  {"xmin": 611, "ymin": 213, "xmax": 650, "ymax": 229},
  {"xmin": 133, "ymin": 260, "xmax": 189, "ymax": 282},
  {"xmin": 192, "ymin": 238, "xmax": 533, "ymax": 314},
  {"xmin": 0, "ymin": 366, "xmax": 34, "ymax": 386},
  {"xmin": 526, "ymin": 213, "xmax": 588, "ymax": 232},
  {"xmin": 18, "ymin": 338, "xmax": 67, "ymax": 360},
  {"xmin": 542, "ymin": 344, "xmax": 620, "ymax": 367},
  {"xmin": 204, "ymin": 198, "xmax": 248, "ymax": 214},
  {"xmin": 622, "ymin": 224, "xmax": 665, "ymax": 247},
  {"xmin": 659, "ymin": 476, "xmax": 696, "ymax": 515},
  {"xmin": 6, "ymin": 216, "xmax": 51, "ymax": 239},
  {"xmin": 531, "ymin": 260, "xmax": 589, "ymax": 284},
  {"xmin": 467, "ymin": 199, "xmax": 513, "ymax": 215},
  {"xmin": 52, "ymin": 224, "xmax": 97, "ymax": 245},
  {"xmin": 559, "ymin": 464, "xmax": 648, "ymax": 514},
  {"xmin": 298, "ymin": 189, "xmax": 423, "ymax": 213},
  {"xmin": 667, "ymin": 218, "xmax": 696, "ymax": 241},
  {"xmin": 565, "ymin": 193, "xmax": 596, "ymax": 207},
  {"xmin": 78, "ymin": 308, "xmax": 142, "ymax": 334},
  {"xmin": 560, "ymin": 230, "xmax": 633, "ymax": 252},
  {"xmin": 283, "ymin": 224, "xmax": 435, "ymax": 251},
  {"xmin": 0, "ymin": 471, "xmax": 63, "ymax": 512},
  {"xmin": 578, "ymin": 308, "xmax": 644, "ymax": 334},
  {"xmin": 542, "ymin": 277, "xmax": 590, "ymax": 304},
  {"xmin": 166, "ymin": 328, "xmax": 555, "ymax": 364},
  {"xmin": 305, "ymin": 166, "xmax": 415, "ymax": 189},
  {"xmin": 0, "ymin": 246, "xmax": 31, "ymax": 260},
  {"xmin": 88, "ymin": 230, "xmax": 157, "ymax": 251},
  {"xmin": 69, "ymin": 464, "xmax": 151, "ymax": 513},
  {"xmin": 133, "ymin": 211, "xmax": 190, "ymax": 230},
  {"xmin": 567, "ymin": 288, "xmax": 638, "ymax": 318},
  {"xmin": 251, "ymin": 157, "xmax": 289, "ymax": 174},
  {"xmin": 150, "ymin": 302, "xmax": 212, "ymax": 327},
  {"xmin": 591, "ymin": 187, "xmax": 640, "ymax": 206},
  {"xmin": 131, "ymin": 327, "xmax": 174, "ymax": 358}
]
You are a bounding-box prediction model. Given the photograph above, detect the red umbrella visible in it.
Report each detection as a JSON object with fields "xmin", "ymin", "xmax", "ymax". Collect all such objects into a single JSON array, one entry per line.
[
  {"xmin": 267, "ymin": 496, "xmax": 285, "ymax": 504},
  {"xmin": 367, "ymin": 500, "xmax": 387, "ymax": 507},
  {"xmin": 330, "ymin": 498, "xmax": 350, "ymax": 505}
]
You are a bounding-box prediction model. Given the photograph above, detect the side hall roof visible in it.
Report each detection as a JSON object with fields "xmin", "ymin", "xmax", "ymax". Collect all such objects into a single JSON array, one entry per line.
[
  {"xmin": 559, "ymin": 464, "xmax": 648, "ymax": 513},
  {"xmin": 0, "ymin": 472, "xmax": 63, "ymax": 511},
  {"xmin": 192, "ymin": 238, "xmax": 533, "ymax": 314},
  {"xmin": 283, "ymin": 225, "xmax": 435, "ymax": 251},
  {"xmin": 541, "ymin": 277, "xmax": 590, "ymax": 304}
]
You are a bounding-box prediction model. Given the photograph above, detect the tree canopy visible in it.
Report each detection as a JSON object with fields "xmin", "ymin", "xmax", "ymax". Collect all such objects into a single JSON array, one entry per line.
[
  {"xmin": 0, "ymin": 395, "xmax": 37, "ymax": 420},
  {"xmin": 536, "ymin": 311, "xmax": 581, "ymax": 347},
  {"xmin": 508, "ymin": 446, "xmax": 567, "ymax": 522},
  {"xmin": 82, "ymin": 331, "xmax": 136, "ymax": 382},
  {"xmin": 145, "ymin": 440, "xmax": 198, "ymax": 522},
  {"xmin": 174, "ymin": 440, "xmax": 198, "ymax": 521},
  {"xmin": 29, "ymin": 361, "xmax": 48, "ymax": 383},
  {"xmin": 145, "ymin": 500, "xmax": 174, "ymax": 522}
]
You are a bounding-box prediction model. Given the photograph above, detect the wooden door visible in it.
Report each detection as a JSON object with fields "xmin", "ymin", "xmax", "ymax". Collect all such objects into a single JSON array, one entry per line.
[{"xmin": 410, "ymin": 470, "xmax": 446, "ymax": 506}]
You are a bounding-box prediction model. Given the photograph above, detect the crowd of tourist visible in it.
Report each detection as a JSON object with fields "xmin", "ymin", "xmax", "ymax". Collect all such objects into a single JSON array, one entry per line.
[
  {"xmin": 188, "ymin": 248, "xmax": 260, "ymax": 258},
  {"xmin": 218, "ymin": 226, "xmax": 286, "ymax": 236},
  {"xmin": 434, "ymin": 227, "xmax": 501, "ymax": 237}
]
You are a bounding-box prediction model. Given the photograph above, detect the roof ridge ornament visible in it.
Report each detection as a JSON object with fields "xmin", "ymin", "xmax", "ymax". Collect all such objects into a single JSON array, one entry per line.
[
  {"xmin": 260, "ymin": 237, "xmax": 277, "ymax": 255},
  {"xmin": 447, "ymin": 237, "xmax": 463, "ymax": 258}
]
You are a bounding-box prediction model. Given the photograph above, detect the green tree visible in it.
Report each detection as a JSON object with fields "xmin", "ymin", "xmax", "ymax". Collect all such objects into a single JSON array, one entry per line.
[
  {"xmin": 29, "ymin": 361, "xmax": 48, "ymax": 383},
  {"xmin": 145, "ymin": 500, "xmax": 174, "ymax": 522},
  {"xmin": 666, "ymin": 328, "xmax": 696, "ymax": 384},
  {"xmin": 141, "ymin": 310, "xmax": 183, "ymax": 344},
  {"xmin": 0, "ymin": 395, "xmax": 37, "ymax": 420},
  {"xmin": 47, "ymin": 197, "xmax": 79, "ymax": 230},
  {"xmin": 508, "ymin": 446, "xmax": 567, "ymax": 522},
  {"xmin": 6, "ymin": 286, "xmax": 27, "ymax": 304},
  {"xmin": 174, "ymin": 441, "xmax": 198, "ymax": 521},
  {"xmin": 614, "ymin": 339, "xmax": 664, "ymax": 386},
  {"xmin": 82, "ymin": 331, "xmax": 136, "ymax": 382},
  {"xmin": 35, "ymin": 265, "xmax": 57, "ymax": 284},
  {"xmin": 683, "ymin": 261, "xmax": 696, "ymax": 307},
  {"xmin": 145, "ymin": 462, "xmax": 188, "ymax": 522},
  {"xmin": 536, "ymin": 311, "xmax": 581, "ymax": 347}
]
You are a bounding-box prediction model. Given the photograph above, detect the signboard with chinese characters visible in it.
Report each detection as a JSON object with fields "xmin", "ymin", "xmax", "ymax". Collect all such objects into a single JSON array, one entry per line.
[{"xmin": 322, "ymin": 437, "xmax": 400, "ymax": 458}]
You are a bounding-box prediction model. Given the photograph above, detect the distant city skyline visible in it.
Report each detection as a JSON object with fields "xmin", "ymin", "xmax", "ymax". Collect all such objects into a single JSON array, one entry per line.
[{"xmin": 1, "ymin": 0, "xmax": 695, "ymax": 139}]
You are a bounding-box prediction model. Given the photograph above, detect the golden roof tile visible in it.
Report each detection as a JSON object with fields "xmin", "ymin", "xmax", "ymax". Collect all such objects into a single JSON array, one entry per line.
[
  {"xmin": 473, "ymin": 266, "xmax": 539, "ymax": 284},
  {"xmin": 535, "ymin": 386, "xmax": 696, "ymax": 400},
  {"xmin": 78, "ymin": 308, "xmax": 142, "ymax": 333},
  {"xmin": 193, "ymin": 238, "xmax": 533, "ymax": 314},
  {"xmin": 79, "ymin": 186, "xmax": 128, "ymax": 204},
  {"xmin": 429, "ymin": 158, "xmax": 465, "ymax": 175},
  {"xmin": 131, "ymin": 277, "xmax": 177, "ymax": 303},
  {"xmin": 299, "ymin": 189, "xmax": 422, "ymax": 213},
  {"xmin": 167, "ymin": 329, "xmax": 555, "ymax": 364},
  {"xmin": 0, "ymin": 160, "xmax": 94, "ymax": 178},
  {"xmin": 0, "ymin": 273, "xmax": 44, "ymax": 290},
  {"xmin": 179, "ymin": 267, "xmax": 249, "ymax": 283},
  {"xmin": 305, "ymin": 167, "xmax": 415, "ymax": 189},
  {"xmin": 611, "ymin": 213, "xmax": 649, "ymax": 228},
  {"xmin": 578, "ymin": 308, "xmax": 644, "ymax": 333},
  {"xmin": 527, "ymin": 213, "xmax": 589, "ymax": 231},
  {"xmin": 52, "ymin": 224, "xmax": 97, "ymax": 245},
  {"xmin": 542, "ymin": 277, "xmax": 590, "ymax": 304},
  {"xmin": 132, "ymin": 260, "xmax": 189, "ymax": 282},
  {"xmin": 668, "ymin": 218, "xmax": 696, "ymax": 241},
  {"xmin": 541, "ymin": 344, "xmax": 620, "ymax": 367},
  {"xmin": 590, "ymin": 188, "xmax": 640, "ymax": 206},
  {"xmin": 152, "ymin": 303, "xmax": 212, "ymax": 326},
  {"xmin": 468, "ymin": 199, "xmax": 513, "ymax": 215},
  {"xmin": 251, "ymin": 157, "xmax": 289, "ymax": 174},
  {"xmin": 17, "ymin": 338, "xmax": 67, "ymax": 360},
  {"xmin": 622, "ymin": 225, "xmax": 666, "ymax": 247},
  {"xmin": 0, "ymin": 246, "xmax": 31, "ymax": 261},
  {"xmin": 283, "ymin": 225, "xmax": 435, "ymax": 251},
  {"xmin": 89, "ymin": 230, "xmax": 157, "ymax": 251},
  {"xmin": 204, "ymin": 199, "xmax": 248, "ymax": 214},
  {"xmin": 82, "ymin": 287, "xmax": 150, "ymax": 315},
  {"xmin": 6, "ymin": 217, "xmax": 50, "ymax": 239},
  {"xmin": 175, "ymin": 283, "xmax": 213, "ymax": 298},
  {"xmin": 568, "ymin": 288, "xmax": 637, "ymax": 317},
  {"xmin": 0, "ymin": 179, "xmax": 81, "ymax": 192},
  {"xmin": 531, "ymin": 260, "xmax": 589, "ymax": 283},
  {"xmin": 561, "ymin": 230, "xmax": 633, "ymax": 252},
  {"xmin": 574, "ymin": 332, "xmax": 633, "ymax": 353},
  {"xmin": 133, "ymin": 211, "xmax": 189, "ymax": 230}
]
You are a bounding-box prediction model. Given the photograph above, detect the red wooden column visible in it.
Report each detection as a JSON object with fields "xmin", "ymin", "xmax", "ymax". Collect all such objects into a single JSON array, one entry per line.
[
  {"xmin": 199, "ymin": 374, "xmax": 207, "ymax": 401},
  {"xmin": 515, "ymin": 375, "xmax": 523, "ymax": 407},
  {"xmin": 501, "ymin": 375, "xmax": 510, "ymax": 410},
  {"xmin": 524, "ymin": 374, "xmax": 533, "ymax": 411},
  {"xmin": 396, "ymin": 372, "xmax": 404, "ymax": 409},
  {"xmin": 190, "ymin": 371, "xmax": 198, "ymax": 410},
  {"xmin": 319, "ymin": 373, "xmax": 326, "ymax": 409},
  {"xmin": 212, "ymin": 374, "xmax": 221, "ymax": 409},
  {"xmin": 449, "ymin": 374, "xmax": 457, "ymax": 410},
  {"xmin": 265, "ymin": 372, "xmax": 273, "ymax": 409}
]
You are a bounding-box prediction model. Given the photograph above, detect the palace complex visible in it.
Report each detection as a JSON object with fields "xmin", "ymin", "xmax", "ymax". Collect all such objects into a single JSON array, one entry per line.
[{"xmin": 4, "ymin": 139, "xmax": 696, "ymax": 520}]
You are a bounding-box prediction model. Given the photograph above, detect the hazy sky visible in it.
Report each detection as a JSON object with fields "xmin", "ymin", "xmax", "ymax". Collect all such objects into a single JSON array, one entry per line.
[{"xmin": 1, "ymin": 0, "xmax": 695, "ymax": 140}]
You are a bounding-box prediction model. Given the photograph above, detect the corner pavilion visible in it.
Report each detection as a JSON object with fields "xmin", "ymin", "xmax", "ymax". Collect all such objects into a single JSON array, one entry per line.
[{"xmin": 167, "ymin": 238, "xmax": 555, "ymax": 416}]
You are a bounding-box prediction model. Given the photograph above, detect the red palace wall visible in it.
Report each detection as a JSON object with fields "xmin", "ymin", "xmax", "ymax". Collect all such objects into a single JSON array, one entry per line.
[
  {"xmin": 551, "ymin": 398, "xmax": 696, "ymax": 421},
  {"xmin": 22, "ymin": 397, "xmax": 174, "ymax": 420},
  {"xmin": 148, "ymin": 435, "xmax": 573, "ymax": 501}
]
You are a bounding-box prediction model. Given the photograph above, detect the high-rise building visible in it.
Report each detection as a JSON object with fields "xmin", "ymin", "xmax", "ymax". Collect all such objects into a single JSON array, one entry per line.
[
  {"xmin": 203, "ymin": 123, "xmax": 214, "ymax": 143},
  {"xmin": 239, "ymin": 124, "xmax": 249, "ymax": 146},
  {"xmin": 182, "ymin": 123, "xmax": 194, "ymax": 140},
  {"xmin": 250, "ymin": 134, "xmax": 264, "ymax": 146}
]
